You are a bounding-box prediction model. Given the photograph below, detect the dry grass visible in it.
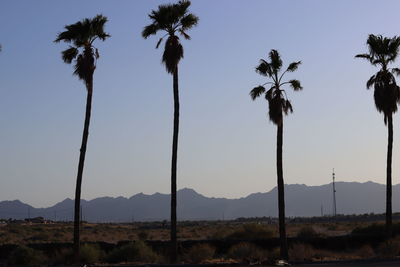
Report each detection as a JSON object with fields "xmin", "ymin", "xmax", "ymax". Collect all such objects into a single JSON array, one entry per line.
[{"xmin": 0, "ymin": 220, "xmax": 391, "ymax": 245}]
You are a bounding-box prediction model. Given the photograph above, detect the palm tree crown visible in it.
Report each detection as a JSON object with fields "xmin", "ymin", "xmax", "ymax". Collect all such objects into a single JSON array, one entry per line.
[
  {"xmin": 54, "ymin": 14, "xmax": 110, "ymax": 86},
  {"xmin": 250, "ymin": 49, "xmax": 302, "ymax": 124},
  {"xmin": 355, "ymin": 34, "xmax": 400, "ymax": 124},
  {"xmin": 142, "ymin": 0, "xmax": 198, "ymax": 74}
]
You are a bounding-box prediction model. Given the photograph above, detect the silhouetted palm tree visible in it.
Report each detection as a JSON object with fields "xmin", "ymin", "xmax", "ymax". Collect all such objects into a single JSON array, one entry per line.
[
  {"xmin": 142, "ymin": 0, "xmax": 198, "ymax": 262},
  {"xmin": 250, "ymin": 49, "xmax": 302, "ymax": 260},
  {"xmin": 54, "ymin": 14, "xmax": 110, "ymax": 262},
  {"xmin": 356, "ymin": 34, "xmax": 400, "ymax": 236}
]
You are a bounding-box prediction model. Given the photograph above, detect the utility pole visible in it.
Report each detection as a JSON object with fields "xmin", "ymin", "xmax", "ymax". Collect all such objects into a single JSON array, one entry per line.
[
  {"xmin": 332, "ymin": 168, "xmax": 337, "ymax": 217},
  {"xmin": 321, "ymin": 205, "xmax": 323, "ymax": 217}
]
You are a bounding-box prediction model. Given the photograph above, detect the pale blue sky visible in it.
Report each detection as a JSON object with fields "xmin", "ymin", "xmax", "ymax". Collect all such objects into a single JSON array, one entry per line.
[{"xmin": 1, "ymin": 0, "xmax": 400, "ymax": 207}]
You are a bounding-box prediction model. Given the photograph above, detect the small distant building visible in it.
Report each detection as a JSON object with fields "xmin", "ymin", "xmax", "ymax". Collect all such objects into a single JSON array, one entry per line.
[{"xmin": 25, "ymin": 217, "xmax": 46, "ymax": 224}]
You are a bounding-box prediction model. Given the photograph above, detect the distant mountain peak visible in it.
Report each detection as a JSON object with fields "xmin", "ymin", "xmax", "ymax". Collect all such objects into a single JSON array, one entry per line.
[{"xmin": 0, "ymin": 181, "xmax": 398, "ymax": 222}]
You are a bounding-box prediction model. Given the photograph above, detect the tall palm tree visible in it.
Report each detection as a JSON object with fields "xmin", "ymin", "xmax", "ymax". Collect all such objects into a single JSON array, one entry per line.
[
  {"xmin": 250, "ymin": 49, "xmax": 302, "ymax": 260},
  {"xmin": 356, "ymin": 34, "xmax": 400, "ymax": 236},
  {"xmin": 142, "ymin": 0, "xmax": 198, "ymax": 262},
  {"xmin": 54, "ymin": 14, "xmax": 110, "ymax": 262}
]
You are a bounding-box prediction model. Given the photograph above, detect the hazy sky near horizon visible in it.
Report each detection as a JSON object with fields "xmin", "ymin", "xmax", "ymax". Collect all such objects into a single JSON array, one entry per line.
[{"xmin": 1, "ymin": 0, "xmax": 400, "ymax": 207}]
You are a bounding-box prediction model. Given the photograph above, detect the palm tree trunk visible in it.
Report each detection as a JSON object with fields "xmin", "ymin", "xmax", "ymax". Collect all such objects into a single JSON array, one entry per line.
[
  {"xmin": 170, "ymin": 66, "xmax": 179, "ymax": 263},
  {"xmin": 386, "ymin": 113, "xmax": 393, "ymax": 237},
  {"xmin": 73, "ymin": 78, "xmax": 93, "ymax": 263},
  {"xmin": 277, "ymin": 120, "xmax": 288, "ymax": 260}
]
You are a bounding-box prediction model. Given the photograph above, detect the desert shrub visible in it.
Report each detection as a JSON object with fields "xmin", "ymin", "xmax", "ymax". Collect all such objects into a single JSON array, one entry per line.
[
  {"xmin": 50, "ymin": 245, "xmax": 103, "ymax": 265},
  {"xmin": 227, "ymin": 223, "xmax": 273, "ymax": 240},
  {"xmin": 80, "ymin": 244, "xmax": 103, "ymax": 264},
  {"xmin": 289, "ymin": 243, "xmax": 315, "ymax": 261},
  {"xmin": 210, "ymin": 226, "xmax": 234, "ymax": 239},
  {"xmin": 355, "ymin": 245, "xmax": 375, "ymax": 259},
  {"xmin": 138, "ymin": 231, "xmax": 148, "ymax": 240},
  {"xmin": 352, "ymin": 223, "xmax": 400, "ymax": 237},
  {"xmin": 29, "ymin": 232, "xmax": 51, "ymax": 241},
  {"xmin": 267, "ymin": 247, "xmax": 280, "ymax": 261},
  {"xmin": 297, "ymin": 226, "xmax": 318, "ymax": 239},
  {"xmin": 227, "ymin": 242, "xmax": 267, "ymax": 263},
  {"xmin": 53, "ymin": 231, "xmax": 64, "ymax": 238},
  {"xmin": 50, "ymin": 248, "xmax": 73, "ymax": 265},
  {"xmin": 6, "ymin": 224, "xmax": 24, "ymax": 234},
  {"xmin": 8, "ymin": 246, "xmax": 47, "ymax": 266},
  {"xmin": 376, "ymin": 238, "xmax": 400, "ymax": 258},
  {"xmin": 106, "ymin": 241, "xmax": 158, "ymax": 263},
  {"xmin": 183, "ymin": 243, "xmax": 215, "ymax": 263},
  {"xmin": 326, "ymin": 224, "xmax": 337, "ymax": 231},
  {"xmin": 352, "ymin": 223, "xmax": 385, "ymax": 236}
]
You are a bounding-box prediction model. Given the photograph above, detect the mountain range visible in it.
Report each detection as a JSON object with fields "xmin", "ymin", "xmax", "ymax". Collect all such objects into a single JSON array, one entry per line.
[{"xmin": 1, "ymin": 181, "xmax": 399, "ymax": 222}]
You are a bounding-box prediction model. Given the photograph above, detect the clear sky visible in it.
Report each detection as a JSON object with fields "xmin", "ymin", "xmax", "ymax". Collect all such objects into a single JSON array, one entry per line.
[{"xmin": 1, "ymin": 0, "xmax": 400, "ymax": 207}]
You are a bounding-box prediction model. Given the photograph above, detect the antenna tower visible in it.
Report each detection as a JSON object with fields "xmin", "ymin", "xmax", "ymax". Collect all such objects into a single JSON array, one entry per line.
[{"xmin": 332, "ymin": 168, "xmax": 337, "ymax": 216}]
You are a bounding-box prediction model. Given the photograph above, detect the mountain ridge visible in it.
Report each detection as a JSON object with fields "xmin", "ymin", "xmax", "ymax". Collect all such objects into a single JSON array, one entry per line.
[{"xmin": 1, "ymin": 181, "xmax": 397, "ymax": 222}]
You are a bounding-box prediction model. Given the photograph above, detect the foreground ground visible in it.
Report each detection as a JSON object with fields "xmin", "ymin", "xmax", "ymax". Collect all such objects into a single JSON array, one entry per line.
[
  {"xmin": 0, "ymin": 217, "xmax": 400, "ymax": 265},
  {"xmin": 0, "ymin": 218, "xmax": 370, "ymax": 244}
]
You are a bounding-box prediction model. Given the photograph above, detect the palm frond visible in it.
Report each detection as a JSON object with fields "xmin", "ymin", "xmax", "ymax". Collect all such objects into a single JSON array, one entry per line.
[
  {"xmin": 269, "ymin": 49, "xmax": 282, "ymax": 72},
  {"xmin": 355, "ymin": 53, "xmax": 371, "ymax": 60},
  {"xmin": 391, "ymin": 68, "xmax": 400, "ymax": 77},
  {"xmin": 283, "ymin": 99, "xmax": 293, "ymax": 115},
  {"xmin": 256, "ymin": 59, "xmax": 272, "ymax": 77},
  {"xmin": 142, "ymin": 24, "xmax": 159, "ymax": 39},
  {"xmin": 250, "ymin": 86, "xmax": 265, "ymax": 100},
  {"xmin": 61, "ymin": 46, "xmax": 79, "ymax": 63},
  {"xmin": 55, "ymin": 15, "xmax": 109, "ymax": 84},
  {"xmin": 180, "ymin": 13, "xmax": 199, "ymax": 31},
  {"xmin": 265, "ymin": 87, "xmax": 276, "ymax": 101},
  {"xmin": 143, "ymin": 0, "xmax": 197, "ymax": 74},
  {"xmin": 179, "ymin": 29, "xmax": 191, "ymax": 40},
  {"xmin": 156, "ymin": 37, "xmax": 164, "ymax": 48},
  {"xmin": 286, "ymin": 61, "xmax": 301, "ymax": 72},
  {"xmin": 250, "ymin": 49, "xmax": 302, "ymax": 124},
  {"xmin": 90, "ymin": 14, "xmax": 110, "ymax": 41},
  {"xmin": 288, "ymin": 79, "xmax": 302, "ymax": 91},
  {"xmin": 366, "ymin": 74, "xmax": 376, "ymax": 89},
  {"xmin": 267, "ymin": 95, "xmax": 284, "ymax": 125},
  {"xmin": 162, "ymin": 35, "xmax": 183, "ymax": 73}
]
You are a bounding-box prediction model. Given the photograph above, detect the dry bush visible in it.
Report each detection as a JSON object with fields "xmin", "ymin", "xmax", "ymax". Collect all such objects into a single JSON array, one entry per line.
[
  {"xmin": 227, "ymin": 223, "xmax": 274, "ymax": 240},
  {"xmin": 296, "ymin": 225, "xmax": 319, "ymax": 239},
  {"xmin": 289, "ymin": 243, "xmax": 315, "ymax": 261},
  {"xmin": 106, "ymin": 241, "xmax": 159, "ymax": 263},
  {"xmin": 8, "ymin": 246, "xmax": 47, "ymax": 266},
  {"xmin": 183, "ymin": 243, "xmax": 215, "ymax": 263},
  {"xmin": 50, "ymin": 248, "xmax": 73, "ymax": 265},
  {"xmin": 138, "ymin": 231, "xmax": 148, "ymax": 240},
  {"xmin": 210, "ymin": 226, "xmax": 234, "ymax": 240},
  {"xmin": 354, "ymin": 245, "xmax": 375, "ymax": 259},
  {"xmin": 80, "ymin": 244, "xmax": 104, "ymax": 264},
  {"xmin": 376, "ymin": 237, "xmax": 400, "ymax": 258},
  {"xmin": 267, "ymin": 247, "xmax": 280, "ymax": 261},
  {"xmin": 227, "ymin": 242, "xmax": 267, "ymax": 263}
]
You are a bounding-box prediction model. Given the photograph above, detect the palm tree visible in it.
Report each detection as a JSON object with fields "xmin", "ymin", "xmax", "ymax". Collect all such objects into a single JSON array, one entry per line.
[
  {"xmin": 54, "ymin": 14, "xmax": 110, "ymax": 262},
  {"xmin": 142, "ymin": 0, "xmax": 198, "ymax": 262},
  {"xmin": 250, "ymin": 49, "xmax": 302, "ymax": 260},
  {"xmin": 356, "ymin": 34, "xmax": 400, "ymax": 236}
]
